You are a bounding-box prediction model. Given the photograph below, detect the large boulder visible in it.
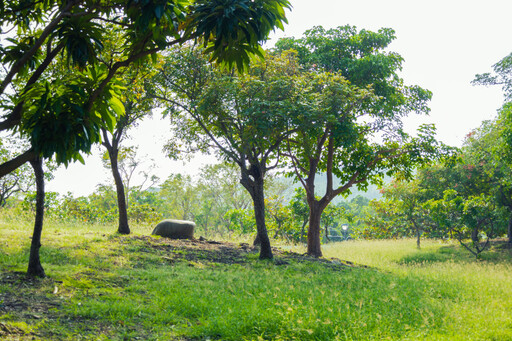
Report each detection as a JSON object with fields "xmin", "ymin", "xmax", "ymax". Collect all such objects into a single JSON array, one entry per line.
[{"xmin": 151, "ymin": 219, "xmax": 195, "ymax": 239}]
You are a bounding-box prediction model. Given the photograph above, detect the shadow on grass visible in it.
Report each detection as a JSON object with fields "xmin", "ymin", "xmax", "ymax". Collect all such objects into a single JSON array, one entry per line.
[
  {"xmin": 398, "ymin": 242, "xmax": 512, "ymax": 266},
  {"xmin": 399, "ymin": 245, "xmax": 462, "ymax": 265}
]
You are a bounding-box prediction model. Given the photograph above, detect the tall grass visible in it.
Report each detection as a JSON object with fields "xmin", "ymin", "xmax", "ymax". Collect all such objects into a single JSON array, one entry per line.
[
  {"xmin": 1, "ymin": 219, "xmax": 512, "ymax": 340},
  {"xmin": 322, "ymin": 239, "xmax": 512, "ymax": 340}
]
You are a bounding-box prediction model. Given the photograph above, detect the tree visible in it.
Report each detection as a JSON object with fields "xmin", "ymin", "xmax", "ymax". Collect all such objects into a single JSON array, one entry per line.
[
  {"xmin": 0, "ymin": 0, "xmax": 291, "ymax": 137},
  {"xmin": 472, "ymin": 52, "xmax": 512, "ymax": 101},
  {"xmin": 455, "ymin": 119, "xmax": 512, "ymax": 244},
  {"xmin": 457, "ymin": 122, "xmax": 499, "ymax": 228},
  {"xmin": 367, "ymin": 120, "xmax": 510, "ymax": 257},
  {"xmin": 265, "ymin": 178, "xmax": 294, "ymax": 241},
  {"xmin": 418, "ymin": 121, "xmax": 512, "ymax": 244},
  {"xmin": 98, "ymin": 41, "xmax": 159, "ymax": 234},
  {"xmin": 473, "ymin": 51, "xmax": 512, "ymax": 244},
  {"xmin": 101, "ymin": 144, "xmax": 159, "ymax": 234},
  {"xmin": 372, "ymin": 179, "xmax": 433, "ymax": 248},
  {"xmin": 277, "ymin": 26, "xmax": 447, "ymax": 257},
  {"xmin": 224, "ymin": 207, "xmax": 256, "ymax": 235},
  {"xmin": 424, "ymin": 189, "xmax": 505, "ymax": 258},
  {"xmin": 158, "ymin": 173, "xmax": 198, "ymax": 221},
  {"xmin": 0, "ymin": 0, "xmax": 291, "ymax": 177},
  {"xmin": 266, "ymin": 196, "xmax": 292, "ymax": 240},
  {"xmin": 152, "ymin": 48, "xmax": 305, "ymax": 259},
  {"xmin": 0, "ymin": 0, "xmax": 291, "ymax": 185},
  {"xmin": 0, "ymin": 0, "xmax": 290, "ymax": 276},
  {"xmin": 319, "ymin": 204, "xmax": 344, "ymax": 243}
]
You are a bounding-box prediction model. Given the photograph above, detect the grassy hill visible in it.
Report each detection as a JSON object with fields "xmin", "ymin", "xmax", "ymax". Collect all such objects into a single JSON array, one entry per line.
[{"xmin": 1, "ymin": 219, "xmax": 511, "ymax": 340}]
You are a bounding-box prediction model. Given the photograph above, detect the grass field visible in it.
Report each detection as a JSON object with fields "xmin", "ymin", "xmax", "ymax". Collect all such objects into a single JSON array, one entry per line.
[{"xmin": 1, "ymin": 219, "xmax": 512, "ymax": 340}]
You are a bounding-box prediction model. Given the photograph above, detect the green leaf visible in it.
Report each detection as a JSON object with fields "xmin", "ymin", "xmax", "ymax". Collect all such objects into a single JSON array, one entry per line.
[{"xmin": 109, "ymin": 95, "xmax": 125, "ymax": 117}]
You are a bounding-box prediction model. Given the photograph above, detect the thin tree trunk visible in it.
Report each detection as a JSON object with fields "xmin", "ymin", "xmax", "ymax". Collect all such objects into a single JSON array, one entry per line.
[
  {"xmin": 110, "ymin": 154, "xmax": 130, "ymax": 234},
  {"xmin": 27, "ymin": 157, "xmax": 45, "ymax": 278},
  {"xmin": 508, "ymin": 214, "xmax": 512, "ymax": 245},
  {"xmin": 300, "ymin": 220, "xmax": 307, "ymax": 243},
  {"xmin": 102, "ymin": 128, "xmax": 130, "ymax": 234},
  {"xmin": 324, "ymin": 224, "xmax": 331, "ymax": 242},
  {"xmin": 471, "ymin": 227, "xmax": 479, "ymax": 244}
]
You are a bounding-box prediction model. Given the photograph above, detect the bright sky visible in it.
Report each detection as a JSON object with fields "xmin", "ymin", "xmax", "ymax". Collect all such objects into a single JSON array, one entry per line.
[{"xmin": 46, "ymin": 0, "xmax": 512, "ymax": 196}]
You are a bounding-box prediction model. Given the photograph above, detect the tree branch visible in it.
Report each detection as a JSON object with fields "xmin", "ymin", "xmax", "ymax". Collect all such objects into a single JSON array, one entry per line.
[
  {"xmin": 0, "ymin": 40, "xmax": 66, "ymax": 132},
  {"xmin": 86, "ymin": 35, "xmax": 190, "ymax": 113},
  {"xmin": 0, "ymin": 0, "xmax": 81, "ymax": 96},
  {"xmin": 0, "ymin": 149, "xmax": 37, "ymax": 179}
]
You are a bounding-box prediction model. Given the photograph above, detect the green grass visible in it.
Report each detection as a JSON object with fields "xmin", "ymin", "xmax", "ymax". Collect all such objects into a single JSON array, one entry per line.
[{"xmin": 1, "ymin": 220, "xmax": 512, "ymax": 340}]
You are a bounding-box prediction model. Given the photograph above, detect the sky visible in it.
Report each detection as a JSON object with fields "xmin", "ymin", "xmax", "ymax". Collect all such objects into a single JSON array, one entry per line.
[{"xmin": 46, "ymin": 0, "xmax": 512, "ymax": 196}]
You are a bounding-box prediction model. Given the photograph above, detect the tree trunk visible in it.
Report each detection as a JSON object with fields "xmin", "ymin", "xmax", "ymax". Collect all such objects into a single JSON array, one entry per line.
[
  {"xmin": 508, "ymin": 214, "xmax": 512, "ymax": 245},
  {"xmin": 272, "ymin": 219, "xmax": 283, "ymax": 239},
  {"xmin": 324, "ymin": 224, "xmax": 331, "ymax": 242},
  {"xmin": 240, "ymin": 170, "xmax": 272, "ymax": 260},
  {"xmin": 251, "ymin": 180, "xmax": 273, "ymax": 259},
  {"xmin": 253, "ymin": 233, "xmax": 261, "ymax": 246},
  {"xmin": 471, "ymin": 227, "xmax": 479, "ymax": 244},
  {"xmin": 27, "ymin": 157, "xmax": 45, "ymax": 278},
  {"xmin": 108, "ymin": 148, "xmax": 130, "ymax": 235},
  {"xmin": 307, "ymin": 201, "xmax": 324, "ymax": 258},
  {"xmin": 300, "ymin": 220, "xmax": 307, "ymax": 243}
]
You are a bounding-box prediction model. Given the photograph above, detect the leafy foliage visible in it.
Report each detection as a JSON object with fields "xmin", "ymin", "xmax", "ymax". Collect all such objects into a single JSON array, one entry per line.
[
  {"xmin": 276, "ymin": 26, "xmax": 448, "ymax": 257},
  {"xmin": 0, "ymin": 0, "xmax": 291, "ymax": 276},
  {"xmin": 20, "ymin": 66, "xmax": 125, "ymax": 164},
  {"xmin": 0, "ymin": 0, "xmax": 290, "ymax": 175},
  {"xmin": 153, "ymin": 46, "xmax": 310, "ymax": 258},
  {"xmin": 473, "ymin": 51, "xmax": 512, "ymax": 101},
  {"xmin": 191, "ymin": 0, "xmax": 289, "ymax": 71},
  {"xmin": 368, "ymin": 117, "xmax": 511, "ymax": 256}
]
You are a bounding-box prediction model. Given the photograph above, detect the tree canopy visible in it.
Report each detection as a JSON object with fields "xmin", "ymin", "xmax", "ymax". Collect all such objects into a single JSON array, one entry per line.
[
  {"xmin": 152, "ymin": 46, "xmax": 307, "ymax": 259},
  {"xmin": 275, "ymin": 26, "xmax": 449, "ymax": 257},
  {"xmin": 0, "ymin": 0, "xmax": 291, "ymax": 175}
]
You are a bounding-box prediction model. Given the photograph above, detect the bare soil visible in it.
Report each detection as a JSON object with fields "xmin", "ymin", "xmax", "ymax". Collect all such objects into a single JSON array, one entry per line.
[
  {"xmin": 0, "ymin": 272, "xmax": 62, "ymax": 340},
  {"xmin": 130, "ymin": 235, "xmax": 359, "ymax": 268}
]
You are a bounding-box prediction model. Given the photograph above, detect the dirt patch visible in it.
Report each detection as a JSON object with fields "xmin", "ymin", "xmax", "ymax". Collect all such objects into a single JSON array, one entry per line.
[
  {"xmin": 0, "ymin": 272, "xmax": 63, "ymax": 339},
  {"xmin": 129, "ymin": 236, "xmax": 362, "ymax": 270},
  {"xmin": 0, "ymin": 273, "xmax": 61, "ymax": 314}
]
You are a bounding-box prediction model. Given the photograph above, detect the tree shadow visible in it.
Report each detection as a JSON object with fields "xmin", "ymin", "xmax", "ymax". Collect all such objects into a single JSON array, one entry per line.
[
  {"xmin": 398, "ymin": 245, "xmax": 460, "ymax": 265},
  {"xmin": 398, "ymin": 242, "xmax": 512, "ymax": 265}
]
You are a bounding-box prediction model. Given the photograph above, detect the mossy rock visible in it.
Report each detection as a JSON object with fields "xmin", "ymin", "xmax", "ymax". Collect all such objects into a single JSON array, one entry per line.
[{"xmin": 151, "ymin": 219, "xmax": 195, "ymax": 239}]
